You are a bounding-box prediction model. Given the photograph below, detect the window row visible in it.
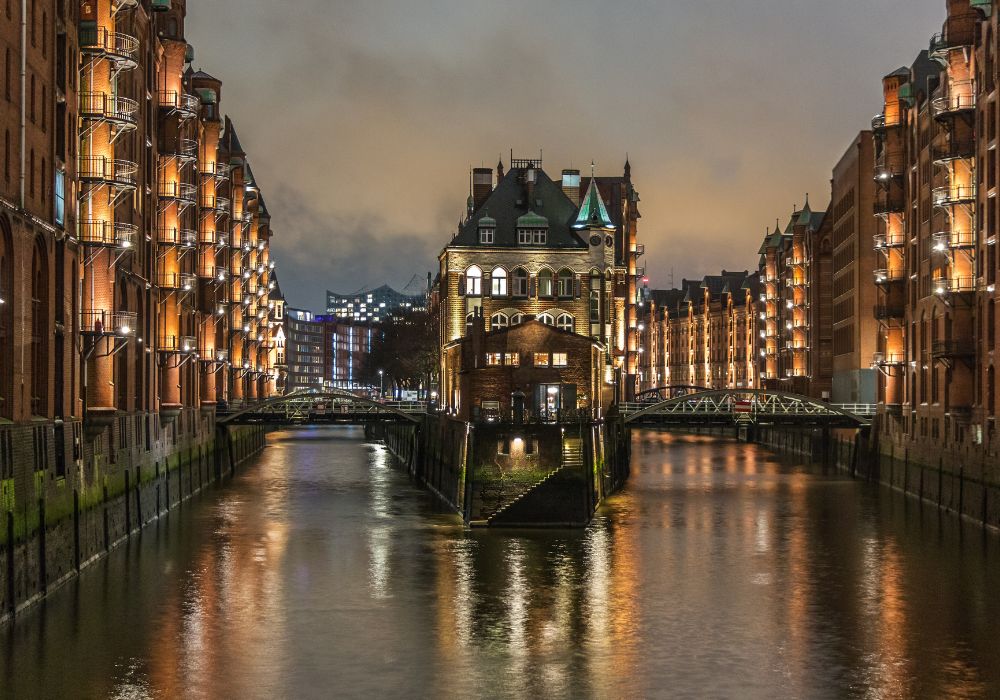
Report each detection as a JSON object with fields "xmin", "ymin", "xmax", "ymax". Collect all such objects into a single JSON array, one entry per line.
[
  {"xmin": 463, "ymin": 266, "xmax": 590, "ymax": 298},
  {"xmin": 484, "ymin": 352, "xmax": 569, "ymax": 367},
  {"xmin": 468, "ymin": 311, "xmax": 576, "ymax": 333}
]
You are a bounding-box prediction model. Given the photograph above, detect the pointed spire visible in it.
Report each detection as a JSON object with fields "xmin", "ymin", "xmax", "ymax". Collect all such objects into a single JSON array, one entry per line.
[
  {"xmin": 624, "ymin": 154, "xmax": 631, "ymax": 179},
  {"xmin": 574, "ymin": 175, "xmax": 614, "ymax": 230},
  {"xmin": 497, "ymin": 158, "xmax": 505, "ymax": 180}
]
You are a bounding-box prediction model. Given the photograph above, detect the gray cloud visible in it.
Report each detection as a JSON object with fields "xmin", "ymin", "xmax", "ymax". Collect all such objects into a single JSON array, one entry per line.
[{"xmin": 186, "ymin": 0, "xmax": 946, "ymax": 307}]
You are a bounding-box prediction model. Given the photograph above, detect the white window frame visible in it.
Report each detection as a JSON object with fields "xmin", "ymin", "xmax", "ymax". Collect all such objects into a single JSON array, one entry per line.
[
  {"xmin": 480, "ymin": 227, "xmax": 494, "ymax": 244},
  {"xmin": 490, "ymin": 312, "xmax": 509, "ymax": 332},
  {"xmin": 491, "ymin": 268, "xmax": 508, "ymax": 297},
  {"xmin": 466, "ymin": 266, "xmax": 482, "ymax": 296},
  {"xmin": 532, "ymin": 229, "xmax": 547, "ymax": 245},
  {"xmin": 512, "ymin": 268, "xmax": 528, "ymax": 297},
  {"xmin": 556, "ymin": 314, "xmax": 574, "ymax": 333},
  {"xmin": 538, "ymin": 313, "xmax": 555, "ymax": 326},
  {"xmin": 518, "ymin": 229, "xmax": 532, "ymax": 245}
]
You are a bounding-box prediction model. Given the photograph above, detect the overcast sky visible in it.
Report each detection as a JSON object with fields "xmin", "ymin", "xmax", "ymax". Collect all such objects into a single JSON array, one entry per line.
[{"xmin": 186, "ymin": 0, "xmax": 945, "ymax": 309}]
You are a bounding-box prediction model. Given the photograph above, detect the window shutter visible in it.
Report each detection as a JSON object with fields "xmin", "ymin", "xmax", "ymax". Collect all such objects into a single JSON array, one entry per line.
[
  {"xmin": 458, "ymin": 274, "xmax": 466, "ymax": 296},
  {"xmin": 529, "ymin": 276, "xmax": 536, "ymax": 298},
  {"xmin": 575, "ymin": 275, "xmax": 581, "ymax": 298}
]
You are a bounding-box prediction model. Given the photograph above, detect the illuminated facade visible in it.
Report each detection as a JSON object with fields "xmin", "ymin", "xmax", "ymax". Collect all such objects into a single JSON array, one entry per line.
[
  {"xmin": 438, "ymin": 158, "xmax": 640, "ymax": 418},
  {"xmin": 326, "ymin": 283, "xmax": 427, "ymax": 323}
]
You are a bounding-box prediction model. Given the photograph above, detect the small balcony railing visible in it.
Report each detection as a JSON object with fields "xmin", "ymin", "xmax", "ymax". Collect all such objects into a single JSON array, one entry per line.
[
  {"xmin": 79, "ymin": 27, "xmax": 139, "ymax": 67},
  {"xmin": 200, "ymin": 162, "xmax": 230, "ymax": 180},
  {"xmin": 931, "ymin": 340, "xmax": 976, "ymax": 358},
  {"xmin": 166, "ymin": 138, "xmax": 197, "ymax": 161},
  {"xmin": 158, "ymin": 91, "xmax": 200, "ymax": 118},
  {"xmin": 929, "ymin": 13, "xmax": 979, "ymax": 58},
  {"xmin": 159, "ymin": 335, "xmax": 198, "ymax": 354},
  {"xmin": 873, "ymin": 232, "xmax": 906, "ymax": 251},
  {"xmin": 874, "ymin": 268, "xmax": 906, "ymax": 285},
  {"xmin": 933, "ymin": 276, "xmax": 977, "ymax": 295},
  {"xmin": 872, "ymin": 352, "xmax": 906, "ymax": 366},
  {"xmin": 932, "ymin": 185, "xmax": 976, "ymax": 206},
  {"xmin": 874, "ymin": 303, "xmax": 906, "ymax": 322},
  {"xmin": 79, "ymin": 156, "xmax": 137, "ymax": 190},
  {"xmin": 158, "ymin": 272, "xmax": 197, "ymax": 291},
  {"xmin": 872, "ymin": 113, "xmax": 887, "ymax": 131},
  {"xmin": 932, "ymin": 230, "xmax": 976, "ymax": 252},
  {"xmin": 931, "ymin": 92, "xmax": 976, "ymax": 118},
  {"xmin": 157, "ymin": 227, "xmax": 197, "ymax": 247},
  {"xmin": 874, "ymin": 198, "xmax": 904, "ymax": 216},
  {"xmin": 932, "ymin": 140, "xmax": 975, "ymax": 164},
  {"xmin": 200, "ymin": 194, "xmax": 231, "ymax": 213},
  {"xmin": 79, "ymin": 92, "xmax": 139, "ymax": 128},
  {"xmin": 81, "ymin": 310, "xmax": 137, "ymax": 336},
  {"xmin": 78, "ymin": 220, "xmax": 138, "ymax": 248},
  {"xmin": 158, "ymin": 181, "xmax": 197, "ymax": 204}
]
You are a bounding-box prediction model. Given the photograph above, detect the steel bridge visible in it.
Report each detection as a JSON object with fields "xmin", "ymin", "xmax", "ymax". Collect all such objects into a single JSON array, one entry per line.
[
  {"xmin": 617, "ymin": 390, "xmax": 872, "ymax": 428},
  {"xmin": 634, "ymin": 385, "xmax": 710, "ymax": 403},
  {"xmin": 217, "ymin": 390, "xmax": 426, "ymax": 426}
]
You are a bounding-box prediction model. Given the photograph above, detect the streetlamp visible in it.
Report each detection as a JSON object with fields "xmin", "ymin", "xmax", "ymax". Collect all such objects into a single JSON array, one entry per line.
[{"xmin": 378, "ymin": 369, "xmax": 384, "ymax": 399}]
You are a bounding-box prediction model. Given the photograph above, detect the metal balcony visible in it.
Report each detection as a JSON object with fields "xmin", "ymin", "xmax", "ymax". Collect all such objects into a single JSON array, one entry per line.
[
  {"xmin": 873, "ymin": 232, "xmax": 906, "ymax": 251},
  {"xmin": 79, "ymin": 92, "xmax": 139, "ymax": 129},
  {"xmin": 932, "ymin": 185, "xmax": 976, "ymax": 206},
  {"xmin": 158, "ymin": 181, "xmax": 197, "ymax": 204},
  {"xmin": 81, "ymin": 310, "xmax": 137, "ymax": 336},
  {"xmin": 931, "ymin": 339, "xmax": 976, "ymax": 359},
  {"xmin": 929, "ymin": 13, "xmax": 979, "ymax": 60},
  {"xmin": 933, "ymin": 276, "xmax": 977, "ymax": 295},
  {"xmin": 932, "ymin": 140, "xmax": 975, "ymax": 164},
  {"xmin": 158, "ymin": 91, "xmax": 200, "ymax": 119},
  {"xmin": 200, "ymin": 162, "xmax": 230, "ymax": 180},
  {"xmin": 158, "ymin": 272, "xmax": 197, "ymax": 291},
  {"xmin": 78, "ymin": 220, "xmax": 138, "ymax": 248},
  {"xmin": 932, "ymin": 230, "xmax": 976, "ymax": 253},
  {"xmin": 873, "ymin": 303, "xmax": 905, "ymax": 323},
  {"xmin": 113, "ymin": 0, "xmax": 139, "ymax": 11},
  {"xmin": 932, "ymin": 92, "xmax": 976, "ymax": 119},
  {"xmin": 200, "ymin": 194, "xmax": 231, "ymax": 214},
  {"xmin": 79, "ymin": 156, "xmax": 137, "ymax": 190},
  {"xmin": 874, "ymin": 198, "xmax": 904, "ymax": 216},
  {"xmin": 635, "ymin": 243, "xmax": 645, "ymax": 257},
  {"xmin": 157, "ymin": 227, "xmax": 197, "ymax": 248},
  {"xmin": 874, "ymin": 268, "xmax": 906, "ymax": 285},
  {"xmin": 159, "ymin": 335, "xmax": 198, "ymax": 354},
  {"xmin": 79, "ymin": 27, "xmax": 139, "ymax": 69},
  {"xmin": 872, "ymin": 352, "xmax": 906, "ymax": 367},
  {"xmin": 165, "ymin": 138, "xmax": 197, "ymax": 162},
  {"xmin": 871, "ymin": 114, "xmax": 887, "ymax": 132}
]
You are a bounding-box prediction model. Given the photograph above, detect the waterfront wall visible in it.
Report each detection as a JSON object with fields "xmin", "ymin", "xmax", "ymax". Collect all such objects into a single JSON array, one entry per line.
[
  {"xmin": 756, "ymin": 425, "xmax": 1000, "ymax": 530},
  {"xmin": 0, "ymin": 412, "xmax": 265, "ymax": 624}
]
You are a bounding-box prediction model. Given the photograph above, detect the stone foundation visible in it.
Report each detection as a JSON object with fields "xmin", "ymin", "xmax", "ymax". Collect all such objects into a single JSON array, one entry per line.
[{"xmin": 0, "ymin": 411, "xmax": 265, "ymax": 624}]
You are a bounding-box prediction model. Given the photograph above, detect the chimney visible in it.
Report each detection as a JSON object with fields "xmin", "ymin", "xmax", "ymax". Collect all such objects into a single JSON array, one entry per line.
[
  {"xmin": 562, "ymin": 169, "xmax": 581, "ymax": 205},
  {"xmin": 524, "ymin": 167, "xmax": 538, "ymax": 203},
  {"xmin": 472, "ymin": 168, "xmax": 493, "ymax": 211}
]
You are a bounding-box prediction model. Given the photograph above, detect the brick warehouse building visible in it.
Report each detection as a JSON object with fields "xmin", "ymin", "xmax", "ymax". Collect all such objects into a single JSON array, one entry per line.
[
  {"xmin": 0, "ymin": 0, "xmax": 280, "ymax": 611},
  {"xmin": 437, "ymin": 157, "xmax": 642, "ymax": 417}
]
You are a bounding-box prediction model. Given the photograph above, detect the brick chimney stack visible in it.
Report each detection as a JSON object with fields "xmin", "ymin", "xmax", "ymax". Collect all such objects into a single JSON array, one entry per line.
[
  {"xmin": 472, "ymin": 168, "xmax": 493, "ymax": 211},
  {"xmin": 562, "ymin": 169, "xmax": 581, "ymax": 205}
]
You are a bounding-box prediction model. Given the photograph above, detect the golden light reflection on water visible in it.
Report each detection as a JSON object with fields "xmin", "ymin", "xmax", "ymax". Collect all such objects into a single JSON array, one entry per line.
[{"xmin": 7, "ymin": 426, "xmax": 1000, "ymax": 699}]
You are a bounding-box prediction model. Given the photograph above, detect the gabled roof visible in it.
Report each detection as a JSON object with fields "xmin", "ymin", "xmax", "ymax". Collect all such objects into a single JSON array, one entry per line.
[
  {"xmin": 451, "ymin": 167, "xmax": 586, "ymax": 249},
  {"xmin": 573, "ymin": 178, "xmax": 615, "ymax": 230},
  {"xmin": 269, "ymin": 270, "xmax": 285, "ymax": 301}
]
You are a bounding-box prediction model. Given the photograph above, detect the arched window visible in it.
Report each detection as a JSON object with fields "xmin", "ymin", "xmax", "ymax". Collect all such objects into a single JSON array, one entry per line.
[
  {"xmin": 30, "ymin": 237, "xmax": 48, "ymax": 416},
  {"xmin": 510, "ymin": 313, "xmax": 525, "ymax": 326},
  {"xmin": 465, "ymin": 312, "xmax": 475, "ymax": 336},
  {"xmin": 537, "ymin": 269, "xmax": 553, "ymax": 298},
  {"xmin": 538, "ymin": 313, "xmax": 555, "ymax": 326},
  {"xmin": 490, "ymin": 312, "xmax": 509, "ymax": 332},
  {"xmin": 491, "ymin": 267, "xmax": 507, "ymax": 297},
  {"xmin": 556, "ymin": 313, "xmax": 574, "ymax": 333},
  {"xmin": 557, "ymin": 269, "xmax": 574, "ymax": 298},
  {"xmin": 465, "ymin": 265, "xmax": 482, "ymax": 296},
  {"xmin": 0, "ymin": 217, "xmax": 11, "ymax": 419},
  {"xmin": 511, "ymin": 267, "xmax": 528, "ymax": 297}
]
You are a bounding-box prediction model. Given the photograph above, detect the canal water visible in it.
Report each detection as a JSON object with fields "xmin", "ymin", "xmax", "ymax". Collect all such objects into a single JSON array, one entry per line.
[{"xmin": 3, "ymin": 428, "xmax": 1000, "ymax": 699}]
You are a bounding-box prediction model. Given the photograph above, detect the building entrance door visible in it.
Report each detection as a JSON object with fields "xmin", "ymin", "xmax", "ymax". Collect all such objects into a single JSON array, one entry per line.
[{"xmin": 537, "ymin": 384, "xmax": 561, "ymax": 422}]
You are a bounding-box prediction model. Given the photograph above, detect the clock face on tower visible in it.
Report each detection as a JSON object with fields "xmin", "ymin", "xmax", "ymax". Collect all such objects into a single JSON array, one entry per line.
[{"xmin": 589, "ymin": 235, "xmax": 602, "ymax": 246}]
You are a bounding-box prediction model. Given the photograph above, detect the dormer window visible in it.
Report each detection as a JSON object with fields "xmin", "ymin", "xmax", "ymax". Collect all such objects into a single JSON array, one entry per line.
[
  {"xmin": 480, "ymin": 227, "xmax": 494, "ymax": 244},
  {"xmin": 516, "ymin": 211, "xmax": 548, "ymax": 246}
]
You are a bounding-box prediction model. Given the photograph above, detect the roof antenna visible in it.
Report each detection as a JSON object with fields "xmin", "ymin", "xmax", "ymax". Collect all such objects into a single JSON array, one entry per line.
[{"xmin": 591, "ymin": 160, "xmax": 595, "ymax": 178}]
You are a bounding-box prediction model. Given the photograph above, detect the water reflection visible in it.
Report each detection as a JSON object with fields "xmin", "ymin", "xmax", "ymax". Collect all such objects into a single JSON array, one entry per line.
[{"xmin": 3, "ymin": 428, "xmax": 1000, "ymax": 699}]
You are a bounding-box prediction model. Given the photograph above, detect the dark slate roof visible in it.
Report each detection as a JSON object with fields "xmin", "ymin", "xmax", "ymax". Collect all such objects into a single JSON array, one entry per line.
[
  {"xmin": 649, "ymin": 288, "xmax": 687, "ymax": 314},
  {"xmin": 221, "ymin": 116, "xmax": 245, "ymax": 156},
  {"xmin": 269, "ymin": 270, "xmax": 285, "ymax": 301},
  {"xmin": 453, "ymin": 167, "xmax": 587, "ymax": 249},
  {"xmin": 702, "ymin": 271, "xmax": 749, "ymax": 297},
  {"xmin": 742, "ymin": 271, "xmax": 762, "ymax": 298},
  {"xmin": 190, "ymin": 69, "xmax": 219, "ymax": 82}
]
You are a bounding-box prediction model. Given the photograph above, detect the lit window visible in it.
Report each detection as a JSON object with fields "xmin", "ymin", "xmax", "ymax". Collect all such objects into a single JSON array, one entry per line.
[
  {"xmin": 556, "ymin": 314, "xmax": 574, "ymax": 333},
  {"xmin": 491, "ymin": 268, "xmax": 508, "ymax": 296},
  {"xmin": 538, "ymin": 270, "xmax": 554, "ymax": 298},
  {"xmin": 533, "ymin": 352, "xmax": 550, "ymax": 366},
  {"xmin": 490, "ymin": 312, "xmax": 509, "ymax": 332},
  {"xmin": 552, "ymin": 353, "xmax": 568, "ymax": 367},
  {"xmin": 465, "ymin": 265, "xmax": 482, "ymax": 296},
  {"xmin": 504, "ymin": 353, "xmax": 520, "ymax": 366},
  {"xmin": 486, "ymin": 353, "xmax": 503, "ymax": 366}
]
